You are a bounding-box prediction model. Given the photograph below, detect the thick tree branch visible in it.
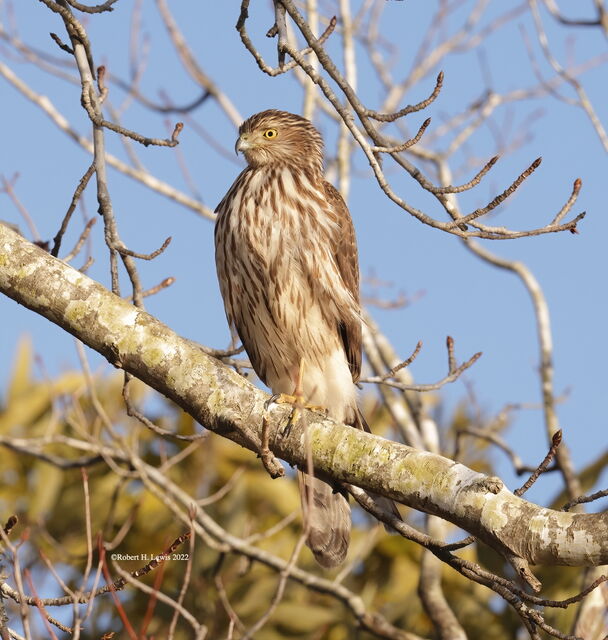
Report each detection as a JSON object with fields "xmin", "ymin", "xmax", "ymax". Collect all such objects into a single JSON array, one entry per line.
[{"xmin": 0, "ymin": 223, "xmax": 607, "ymax": 570}]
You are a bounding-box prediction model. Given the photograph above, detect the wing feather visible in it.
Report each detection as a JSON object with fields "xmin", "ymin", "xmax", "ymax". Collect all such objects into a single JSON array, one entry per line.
[{"xmin": 322, "ymin": 181, "xmax": 362, "ymax": 383}]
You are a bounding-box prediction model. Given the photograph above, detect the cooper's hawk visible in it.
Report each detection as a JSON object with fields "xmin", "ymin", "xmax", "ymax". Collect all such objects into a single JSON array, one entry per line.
[{"xmin": 214, "ymin": 109, "xmax": 364, "ymax": 567}]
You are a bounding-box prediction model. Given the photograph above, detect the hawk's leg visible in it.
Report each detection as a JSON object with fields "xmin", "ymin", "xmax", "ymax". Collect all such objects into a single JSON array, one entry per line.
[
  {"xmin": 259, "ymin": 360, "xmax": 327, "ymax": 478},
  {"xmin": 259, "ymin": 413, "xmax": 285, "ymax": 479},
  {"xmin": 265, "ymin": 359, "xmax": 326, "ymax": 436}
]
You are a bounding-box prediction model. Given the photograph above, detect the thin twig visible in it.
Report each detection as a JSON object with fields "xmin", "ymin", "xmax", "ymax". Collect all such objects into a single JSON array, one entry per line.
[
  {"xmin": 365, "ymin": 71, "xmax": 444, "ymax": 121},
  {"xmin": 0, "ymin": 175, "xmax": 41, "ymax": 241},
  {"xmin": 51, "ymin": 163, "xmax": 95, "ymax": 257},
  {"xmin": 378, "ymin": 341, "xmax": 423, "ymax": 380},
  {"xmin": 237, "ymin": 0, "xmax": 337, "ymax": 78},
  {"xmin": 122, "ymin": 374, "xmax": 207, "ymax": 442},
  {"xmin": 167, "ymin": 513, "xmax": 196, "ymax": 639},
  {"xmin": 563, "ymin": 488, "xmax": 608, "ymax": 512},
  {"xmin": 514, "ymin": 430, "xmax": 562, "ymax": 497},
  {"xmin": 0, "ymin": 533, "xmax": 192, "ymax": 608},
  {"xmin": 81, "ymin": 81, "xmax": 183, "ymax": 148},
  {"xmin": 62, "ymin": 217, "xmax": 96, "ymax": 262},
  {"xmin": 370, "ymin": 118, "xmax": 431, "ymax": 153},
  {"xmin": 362, "ymin": 337, "xmax": 481, "ymax": 392},
  {"xmin": 125, "ymin": 277, "xmax": 176, "ymax": 302},
  {"xmin": 64, "ymin": 0, "xmax": 118, "ymax": 14},
  {"xmin": 446, "ymin": 157, "xmax": 542, "ymax": 228},
  {"xmin": 115, "ymin": 236, "xmax": 171, "ymax": 260}
]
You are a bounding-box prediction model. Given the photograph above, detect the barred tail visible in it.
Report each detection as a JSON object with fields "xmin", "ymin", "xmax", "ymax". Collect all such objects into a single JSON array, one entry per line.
[{"xmin": 298, "ymin": 471, "xmax": 350, "ymax": 568}]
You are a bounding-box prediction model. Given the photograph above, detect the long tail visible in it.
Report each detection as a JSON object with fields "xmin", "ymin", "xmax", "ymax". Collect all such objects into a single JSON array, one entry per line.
[
  {"xmin": 297, "ymin": 471, "xmax": 350, "ymax": 568},
  {"xmin": 297, "ymin": 406, "xmax": 401, "ymax": 567}
]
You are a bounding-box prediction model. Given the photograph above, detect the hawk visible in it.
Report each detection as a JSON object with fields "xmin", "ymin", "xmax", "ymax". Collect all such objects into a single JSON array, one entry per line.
[{"xmin": 214, "ymin": 109, "xmax": 364, "ymax": 567}]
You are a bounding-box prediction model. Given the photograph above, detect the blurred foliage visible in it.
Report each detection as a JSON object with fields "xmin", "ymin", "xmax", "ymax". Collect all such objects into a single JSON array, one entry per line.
[{"xmin": 0, "ymin": 339, "xmax": 591, "ymax": 639}]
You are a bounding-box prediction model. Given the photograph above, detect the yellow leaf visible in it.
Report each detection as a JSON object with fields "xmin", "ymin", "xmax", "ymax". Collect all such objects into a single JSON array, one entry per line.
[
  {"xmin": 7, "ymin": 336, "xmax": 33, "ymax": 401},
  {"xmin": 28, "ymin": 464, "xmax": 64, "ymax": 520}
]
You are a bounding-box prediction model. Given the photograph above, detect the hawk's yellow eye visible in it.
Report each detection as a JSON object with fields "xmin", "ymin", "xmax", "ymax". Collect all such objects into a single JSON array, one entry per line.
[{"xmin": 263, "ymin": 128, "xmax": 278, "ymax": 139}]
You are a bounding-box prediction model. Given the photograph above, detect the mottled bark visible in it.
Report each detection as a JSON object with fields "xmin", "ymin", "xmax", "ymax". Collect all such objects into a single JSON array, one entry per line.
[{"xmin": 1, "ymin": 222, "xmax": 606, "ymax": 569}]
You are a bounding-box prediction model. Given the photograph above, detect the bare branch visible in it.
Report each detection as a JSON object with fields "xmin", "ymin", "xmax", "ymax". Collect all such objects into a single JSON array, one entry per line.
[
  {"xmin": 115, "ymin": 236, "xmax": 172, "ymax": 261},
  {"xmin": 236, "ymin": 1, "xmax": 337, "ymax": 78},
  {"xmin": 0, "ymin": 62, "xmax": 214, "ymax": 220},
  {"xmin": 1, "ymin": 225, "xmax": 606, "ymax": 572},
  {"xmin": 80, "ymin": 79, "xmax": 182, "ymax": 148},
  {"xmin": 514, "ymin": 429, "xmax": 562, "ymax": 497},
  {"xmin": 64, "ymin": 0, "xmax": 119, "ymax": 14},
  {"xmin": 563, "ymin": 488, "xmax": 608, "ymax": 512},
  {"xmin": 0, "ymin": 532, "xmax": 192, "ymax": 608},
  {"xmin": 370, "ymin": 118, "xmax": 431, "ymax": 153},
  {"xmin": 361, "ymin": 337, "xmax": 481, "ymax": 392},
  {"xmin": 454, "ymin": 426, "xmax": 559, "ymax": 476},
  {"xmin": 530, "ymin": 0, "xmax": 608, "ymax": 152},
  {"xmin": 377, "ymin": 341, "xmax": 423, "ymax": 381},
  {"xmin": 156, "ymin": 0, "xmax": 242, "ymax": 126},
  {"xmin": 62, "ymin": 217, "xmax": 96, "ymax": 262},
  {"xmin": 446, "ymin": 157, "xmax": 542, "ymax": 228},
  {"xmin": 365, "ymin": 71, "xmax": 444, "ymax": 122},
  {"xmin": 51, "ymin": 163, "xmax": 95, "ymax": 257},
  {"xmin": 37, "ymin": 0, "xmax": 95, "ymax": 78},
  {"xmin": 0, "ymin": 175, "xmax": 41, "ymax": 242}
]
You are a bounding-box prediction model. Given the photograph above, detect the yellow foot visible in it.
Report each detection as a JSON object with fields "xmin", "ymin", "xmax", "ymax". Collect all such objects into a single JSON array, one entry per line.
[
  {"xmin": 264, "ymin": 393, "xmax": 327, "ymax": 434},
  {"xmin": 265, "ymin": 393, "xmax": 325, "ymax": 413}
]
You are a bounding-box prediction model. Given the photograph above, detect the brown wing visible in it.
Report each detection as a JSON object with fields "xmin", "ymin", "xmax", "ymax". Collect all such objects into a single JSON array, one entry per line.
[{"xmin": 322, "ymin": 180, "xmax": 362, "ymax": 383}]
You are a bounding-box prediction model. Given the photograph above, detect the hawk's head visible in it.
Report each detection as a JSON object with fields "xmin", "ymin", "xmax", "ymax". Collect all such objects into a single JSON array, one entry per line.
[{"xmin": 235, "ymin": 109, "xmax": 323, "ymax": 171}]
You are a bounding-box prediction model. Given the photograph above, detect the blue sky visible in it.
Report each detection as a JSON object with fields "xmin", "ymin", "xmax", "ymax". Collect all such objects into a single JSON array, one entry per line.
[{"xmin": 1, "ymin": 1, "xmax": 606, "ymax": 507}]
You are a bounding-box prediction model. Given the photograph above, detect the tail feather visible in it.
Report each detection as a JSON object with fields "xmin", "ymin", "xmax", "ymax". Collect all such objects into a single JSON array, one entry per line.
[
  {"xmin": 298, "ymin": 471, "xmax": 350, "ymax": 568},
  {"xmin": 297, "ymin": 404, "xmax": 400, "ymax": 567}
]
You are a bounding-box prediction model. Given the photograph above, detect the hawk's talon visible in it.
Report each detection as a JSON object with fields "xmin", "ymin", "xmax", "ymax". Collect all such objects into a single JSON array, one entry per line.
[
  {"xmin": 286, "ymin": 397, "xmax": 325, "ymax": 435},
  {"xmin": 264, "ymin": 392, "xmax": 326, "ymax": 435},
  {"xmin": 269, "ymin": 392, "xmax": 325, "ymax": 414},
  {"xmin": 264, "ymin": 393, "xmax": 282, "ymax": 411},
  {"xmin": 279, "ymin": 419, "xmax": 293, "ymax": 438}
]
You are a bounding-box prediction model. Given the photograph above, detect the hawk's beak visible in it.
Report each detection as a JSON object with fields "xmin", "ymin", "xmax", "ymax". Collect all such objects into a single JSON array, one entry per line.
[{"xmin": 235, "ymin": 134, "xmax": 251, "ymax": 155}]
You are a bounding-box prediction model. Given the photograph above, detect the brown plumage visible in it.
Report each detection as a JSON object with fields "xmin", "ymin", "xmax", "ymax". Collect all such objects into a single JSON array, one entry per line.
[{"xmin": 214, "ymin": 109, "xmax": 364, "ymax": 567}]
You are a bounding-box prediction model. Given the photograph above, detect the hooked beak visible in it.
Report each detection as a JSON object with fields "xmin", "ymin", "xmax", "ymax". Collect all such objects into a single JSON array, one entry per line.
[{"xmin": 235, "ymin": 134, "xmax": 251, "ymax": 155}]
